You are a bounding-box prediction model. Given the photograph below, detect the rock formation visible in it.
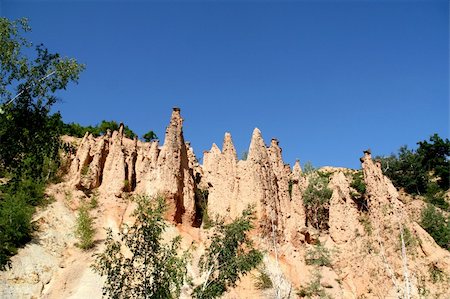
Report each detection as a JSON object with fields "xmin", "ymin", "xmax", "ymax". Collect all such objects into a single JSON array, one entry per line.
[{"xmin": 4, "ymin": 108, "xmax": 448, "ymax": 299}]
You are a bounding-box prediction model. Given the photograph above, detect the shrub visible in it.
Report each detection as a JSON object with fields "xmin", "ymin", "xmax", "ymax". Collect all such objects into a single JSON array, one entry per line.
[
  {"xmin": 89, "ymin": 193, "xmax": 99, "ymax": 209},
  {"xmin": 297, "ymin": 270, "xmax": 331, "ymax": 299},
  {"xmin": 420, "ymin": 204, "xmax": 450, "ymax": 250},
  {"xmin": 358, "ymin": 214, "xmax": 372, "ymax": 236},
  {"xmin": 305, "ymin": 242, "xmax": 332, "ymax": 267},
  {"xmin": 0, "ymin": 195, "xmax": 34, "ymax": 269},
  {"xmin": 350, "ymin": 171, "xmax": 366, "ymax": 195},
  {"xmin": 429, "ymin": 263, "xmax": 446, "ymax": 283},
  {"xmin": 81, "ymin": 164, "xmax": 89, "ymax": 176},
  {"xmin": 194, "ymin": 188, "xmax": 212, "ymax": 229},
  {"xmin": 302, "ymin": 161, "xmax": 315, "ymax": 175},
  {"xmin": 192, "ymin": 206, "xmax": 263, "ymax": 298},
  {"xmin": 92, "ymin": 195, "xmax": 190, "ymax": 299},
  {"xmin": 303, "ymin": 173, "xmax": 333, "ymax": 231},
  {"xmin": 399, "ymin": 227, "xmax": 418, "ymax": 249},
  {"xmin": 75, "ymin": 205, "xmax": 95, "ymax": 250},
  {"xmin": 288, "ymin": 179, "xmax": 294, "ymax": 198},
  {"xmin": 425, "ymin": 182, "xmax": 449, "ymax": 211},
  {"xmin": 253, "ymin": 268, "xmax": 273, "ymax": 290},
  {"xmin": 142, "ymin": 130, "xmax": 158, "ymax": 142},
  {"xmin": 123, "ymin": 179, "xmax": 130, "ymax": 191}
]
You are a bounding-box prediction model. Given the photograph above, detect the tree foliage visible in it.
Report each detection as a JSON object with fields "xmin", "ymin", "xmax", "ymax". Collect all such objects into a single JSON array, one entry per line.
[
  {"xmin": 303, "ymin": 172, "xmax": 333, "ymax": 231},
  {"xmin": 420, "ymin": 204, "xmax": 450, "ymax": 250},
  {"xmin": 142, "ymin": 130, "xmax": 158, "ymax": 142},
  {"xmin": 377, "ymin": 134, "xmax": 449, "ymax": 195},
  {"xmin": 0, "ymin": 17, "xmax": 84, "ymax": 269},
  {"xmin": 92, "ymin": 195, "xmax": 190, "ymax": 299},
  {"xmin": 192, "ymin": 206, "xmax": 263, "ymax": 299},
  {"xmin": 62, "ymin": 120, "xmax": 137, "ymax": 139}
]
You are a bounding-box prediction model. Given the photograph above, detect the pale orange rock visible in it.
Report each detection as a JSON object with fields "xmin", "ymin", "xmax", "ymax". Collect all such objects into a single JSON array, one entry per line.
[{"xmin": 328, "ymin": 172, "xmax": 362, "ymax": 244}]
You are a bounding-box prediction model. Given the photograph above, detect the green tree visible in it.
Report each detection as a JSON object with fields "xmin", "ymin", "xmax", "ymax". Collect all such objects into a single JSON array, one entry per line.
[
  {"xmin": 92, "ymin": 195, "xmax": 190, "ymax": 299},
  {"xmin": 97, "ymin": 120, "xmax": 136, "ymax": 139},
  {"xmin": 379, "ymin": 146, "xmax": 428, "ymax": 195},
  {"xmin": 0, "ymin": 17, "xmax": 84, "ymax": 178},
  {"xmin": 420, "ymin": 204, "xmax": 450, "ymax": 250},
  {"xmin": 142, "ymin": 130, "xmax": 158, "ymax": 142},
  {"xmin": 303, "ymin": 172, "xmax": 333, "ymax": 231},
  {"xmin": 417, "ymin": 134, "xmax": 450, "ymax": 190},
  {"xmin": 192, "ymin": 206, "xmax": 263, "ymax": 299},
  {"xmin": 61, "ymin": 120, "xmax": 137, "ymax": 139},
  {"xmin": 377, "ymin": 134, "xmax": 449, "ymax": 195},
  {"xmin": 0, "ymin": 17, "xmax": 84, "ymax": 269}
]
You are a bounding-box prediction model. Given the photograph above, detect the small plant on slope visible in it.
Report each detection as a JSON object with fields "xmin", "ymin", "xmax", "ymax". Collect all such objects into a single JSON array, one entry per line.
[
  {"xmin": 253, "ymin": 268, "xmax": 273, "ymax": 290},
  {"xmin": 305, "ymin": 242, "xmax": 332, "ymax": 267},
  {"xmin": 303, "ymin": 172, "xmax": 333, "ymax": 231},
  {"xmin": 75, "ymin": 205, "xmax": 95, "ymax": 250},
  {"xmin": 192, "ymin": 206, "xmax": 263, "ymax": 299}
]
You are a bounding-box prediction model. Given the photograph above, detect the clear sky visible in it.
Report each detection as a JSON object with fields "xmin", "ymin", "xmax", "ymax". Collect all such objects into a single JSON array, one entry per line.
[{"xmin": 1, "ymin": 0, "xmax": 449, "ymax": 169}]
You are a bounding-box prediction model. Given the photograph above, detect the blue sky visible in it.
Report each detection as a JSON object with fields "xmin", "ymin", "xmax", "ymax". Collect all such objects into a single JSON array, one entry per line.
[{"xmin": 1, "ymin": 0, "xmax": 448, "ymax": 169}]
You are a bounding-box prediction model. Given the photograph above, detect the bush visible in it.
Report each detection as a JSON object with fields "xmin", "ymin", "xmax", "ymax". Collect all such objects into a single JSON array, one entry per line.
[
  {"xmin": 192, "ymin": 206, "xmax": 263, "ymax": 299},
  {"xmin": 305, "ymin": 242, "xmax": 332, "ymax": 267},
  {"xmin": 399, "ymin": 227, "xmax": 418, "ymax": 249},
  {"xmin": 350, "ymin": 171, "xmax": 366, "ymax": 195},
  {"xmin": 420, "ymin": 204, "xmax": 450, "ymax": 250},
  {"xmin": 302, "ymin": 161, "xmax": 315, "ymax": 175},
  {"xmin": 92, "ymin": 195, "xmax": 190, "ymax": 299},
  {"xmin": 358, "ymin": 214, "xmax": 372, "ymax": 236},
  {"xmin": 0, "ymin": 195, "xmax": 33, "ymax": 269},
  {"xmin": 75, "ymin": 206, "xmax": 95, "ymax": 250},
  {"xmin": 142, "ymin": 130, "xmax": 158, "ymax": 142},
  {"xmin": 253, "ymin": 268, "xmax": 273, "ymax": 290},
  {"xmin": 194, "ymin": 188, "xmax": 212, "ymax": 229},
  {"xmin": 297, "ymin": 270, "xmax": 331, "ymax": 299},
  {"xmin": 303, "ymin": 173, "xmax": 332, "ymax": 231}
]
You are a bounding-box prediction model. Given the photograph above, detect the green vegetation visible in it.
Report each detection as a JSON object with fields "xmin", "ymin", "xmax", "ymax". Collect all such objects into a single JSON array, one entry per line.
[
  {"xmin": 253, "ymin": 268, "xmax": 273, "ymax": 290},
  {"xmin": 376, "ymin": 134, "xmax": 449, "ymax": 251},
  {"xmin": 288, "ymin": 179, "xmax": 294, "ymax": 198},
  {"xmin": 303, "ymin": 172, "xmax": 333, "ymax": 231},
  {"xmin": 93, "ymin": 196, "xmax": 261, "ymax": 298},
  {"xmin": 0, "ymin": 17, "xmax": 84, "ymax": 269},
  {"xmin": 75, "ymin": 205, "xmax": 95, "ymax": 250},
  {"xmin": 89, "ymin": 192, "xmax": 99, "ymax": 209},
  {"xmin": 297, "ymin": 270, "xmax": 332, "ymax": 299},
  {"xmin": 350, "ymin": 170, "xmax": 368, "ymax": 211},
  {"xmin": 358, "ymin": 214, "xmax": 372, "ymax": 236},
  {"xmin": 350, "ymin": 170, "xmax": 366, "ymax": 195},
  {"xmin": 429, "ymin": 263, "xmax": 446, "ymax": 284},
  {"xmin": 142, "ymin": 130, "xmax": 158, "ymax": 142},
  {"xmin": 241, "ymin": 151, "xmax": 248, "ymax": 161},
  {"xmin": 195, "ymin": 188, "xmax": 212, "ymax": 229},
  {"xmin": 92, "ymin": 195, "xmax": 190, "ymax": 299},
  {"xmin": 305, "ymin": 242, "xmax": 332, "ymax": 267},
  {"xmin": 399, "ymin": 226, "xmax": 418, "ymax": 249},
  {"xmin": 302, "ymin": 161, "xmax": 315, "ymax": 175},
  {"xmin": 377, "ymin": 134, "xmax": 449, "ymax": 197},
  {"xmin": 420, "ymin": 204, "xmax": 450, "ymax": 250},
  {"xmin": 62, "ymin": 120, "xmax": 137, "ymax": 139},
  {"xmin": 192, "ymin": 206, "xmax": 263, "ymax": 298}
]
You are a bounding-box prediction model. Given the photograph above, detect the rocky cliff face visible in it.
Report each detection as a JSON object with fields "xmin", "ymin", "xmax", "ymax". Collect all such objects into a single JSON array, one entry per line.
[{"xmin": 2, "ymin": 108, "xmax": 449, "ymax": 299}]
